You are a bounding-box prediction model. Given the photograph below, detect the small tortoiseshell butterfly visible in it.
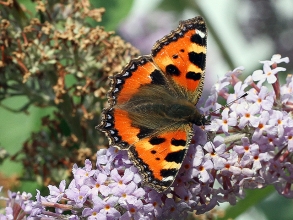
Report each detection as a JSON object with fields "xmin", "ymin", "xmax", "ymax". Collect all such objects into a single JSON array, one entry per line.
[{"xmin": 98, "ymin": 16, "xmax": 207, "ymax": 192}]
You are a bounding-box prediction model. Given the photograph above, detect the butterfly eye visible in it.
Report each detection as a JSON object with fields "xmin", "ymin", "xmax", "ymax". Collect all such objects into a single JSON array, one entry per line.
[{"xmin": 203, "ymin": 115, "xmax": 211, "ymax": 126}]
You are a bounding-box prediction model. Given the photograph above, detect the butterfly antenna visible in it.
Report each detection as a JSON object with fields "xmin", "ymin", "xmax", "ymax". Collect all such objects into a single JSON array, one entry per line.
[{"xmin": 210, "ymin": 93, "xmax": 248, "ymax": 115}]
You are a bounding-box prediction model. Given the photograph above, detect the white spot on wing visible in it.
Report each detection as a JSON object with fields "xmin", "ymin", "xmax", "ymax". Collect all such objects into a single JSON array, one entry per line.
[
  {"xmin": 196, "ymin": 29, "xmax": 206, "ymax": 38},
  {"xmin": 162, "ymin": 176, "xmax": 174, "ymax": 182},
  {"xmin": 106, "ymin": 122, "xmax": 112, "ymax": 127}
]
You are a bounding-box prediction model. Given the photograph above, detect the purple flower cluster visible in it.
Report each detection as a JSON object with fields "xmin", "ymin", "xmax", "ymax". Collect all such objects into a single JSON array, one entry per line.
[
  {"xmin": 1, "ymin": 54, "xmax": 293, "ymax": 219},
  {"xmin": 201, "ymin": 54, "xmax": 293, "ymax": 199},
  {"xmin": 0, "ymin": 188, "xmax": 35, "ymax": 220}
]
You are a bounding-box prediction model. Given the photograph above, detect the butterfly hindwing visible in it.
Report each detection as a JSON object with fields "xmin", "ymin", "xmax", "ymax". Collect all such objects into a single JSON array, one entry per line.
[{"xmin": 128, "ymin": 126, "xmax": 193, "ymax": 192}]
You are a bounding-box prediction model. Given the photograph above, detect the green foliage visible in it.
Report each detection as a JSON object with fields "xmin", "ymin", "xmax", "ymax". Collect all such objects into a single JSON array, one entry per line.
[
  {"xmin": 91, "ymin": 0, "xmax": 134, "ymax": 31},
  {"xmin": 218, "ymin": 186, "xmax": 275, "ymax": 220}
]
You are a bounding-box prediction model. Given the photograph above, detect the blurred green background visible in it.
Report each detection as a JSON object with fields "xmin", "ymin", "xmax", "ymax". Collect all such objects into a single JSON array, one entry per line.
[{"xmin": 1, "ymin": 0, "xmax": 293, "ymax": 219}]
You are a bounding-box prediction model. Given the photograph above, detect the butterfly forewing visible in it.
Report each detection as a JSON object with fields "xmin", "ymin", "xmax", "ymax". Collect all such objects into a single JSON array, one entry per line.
[{"xmin": 152, "ymin": 16, "xmax": 207, "ymax": 104}]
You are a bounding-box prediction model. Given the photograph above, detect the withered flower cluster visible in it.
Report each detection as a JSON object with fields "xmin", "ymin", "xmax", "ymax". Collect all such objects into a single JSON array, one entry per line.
[{"xmin": 0, "ymin": 0, "xmax": 139, "ymax": 185}]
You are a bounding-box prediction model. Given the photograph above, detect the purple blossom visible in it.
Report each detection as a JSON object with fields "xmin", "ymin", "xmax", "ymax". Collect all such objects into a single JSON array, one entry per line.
[
  {"xmin": 92, "ymin": 196, "xmax": 120, "ymax": 219},
  {"xmin": 260, "ymin": 54, "xmax": 289, "ymax": 65},
  {"xmin": 65, "ymin": 183, "xmax": 90, "ymax": 207},
  {"xmin": 109, "ymin": 168, "xmax": 135, "ymax": 188},
  {"xmin": 47, "ymin": 180, "xmax": 66, "ymax": 203},
  {"xmin": 193, "ymin": 159, "xmax": 214, "ymax": 183},
  {"xmin": 204, "ymin": 136, "xmax": 228, "ymax": 169},
  {"xmin": 120, "ymin": 200, "xmax": 145, "ymax": 220},
  {"xmin": 87, "ymin": 172, "xmax": 109, "ymax": 197},
  {"xmin": 113, "ymin": 182, "xmax": 145, "ymax": 204},
  {"xmin": 221, "ymin": 151, "xmax": 241, "ymax": 175},
  {"xmin": 144, "ymin": 190, "xmax": 163, "ymax": 217},
  {"xmin": 252, "ymin": 110, "xmax": 276, "ymax": 140},
  {"xmin": 74, "ymin": 159, "xmax": 96, "ymax": 184},
  {"xmin": 161, "ymin": 198, "xmax": 189, "ymax": 219},
  {"xmin": 214, "ymin": 108, "xmax": 237, "ymax": 133},
  {"xmin": 233, "ymin": 137, "xmax": 256, "ymax": 155},
  {"xmin": 246, "ymin": 86, "xmax": 274, "ymax": 111},
  {"xmin": 176, "ymin": 187, "xmax": 198, "ymax": 206},
  {"xmin": 252, "ymin": 62, "xmax": 286, "ymax": 84},
  {"xmin": 237, "ymin": 103, "xmax": 260, "ymax": 128},
  {"xmin": 274, "ymin": 111, "xmax": 293, "ymax": 135}
]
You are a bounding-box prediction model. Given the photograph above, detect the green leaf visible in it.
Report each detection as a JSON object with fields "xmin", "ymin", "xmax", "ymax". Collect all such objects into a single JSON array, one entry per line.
[
  {"xmin": 217, "ymin": 186, "xmax": 275, "ymax": 220},
  {"xmin": 0, "ymin": 97, "xmax": 54, "ymax": 176},
  {"xmin": 258, "ymin": 192, "xmax": 293, "ymax": 220},
  {"xmin": 90, "ymin": 0, "xmax": 134, "ymax": 31}
]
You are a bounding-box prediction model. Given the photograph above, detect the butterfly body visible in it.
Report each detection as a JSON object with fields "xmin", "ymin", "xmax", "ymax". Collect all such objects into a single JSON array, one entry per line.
[{"xmin": 99, "ymin": 16, "xmax": 207, "ymax": 192}]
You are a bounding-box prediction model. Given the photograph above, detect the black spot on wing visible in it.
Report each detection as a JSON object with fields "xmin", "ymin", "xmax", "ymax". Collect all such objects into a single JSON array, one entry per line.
[
  {"xmin": 160, "ymin": 168, "xmax": 177, "ymax": 178},
  {"xmin": 171, "ymin": 138, "xmax": 186, "ymax": 146},
  {"xmin": 186, "ymin": 71, "xmax": 201, "ymax": 81},
  {"xmin": 188, "ymin": 52, "xmax": 206, "ymax": 70},
  {"xmin": 151, "ymin": 150, "xmax": 156, "ymax": 154},
  {"xmin": 166, "ymin": 64, "xmax": 180, "ymax": 76},
  {"xmin": 137, "ymin": 127, "xmax": 155, "ymax": 139},
  {"xmin": 172, "ymin": 54, "xmax": 178, "ymax": 59},
  {"xmin": 190, "ymin": 34, "xmax": 206, "ymax": 46},
  {"xmin": 165, "ymin": 149, "xmax": 186, "ymax": 163},
  {"xmin": 150, "ymin": 69, "xmax": 166, "ymax": 85},
  {"xmin": 149, "ymin": 137, "xmax": 166, "ymax": 145}
]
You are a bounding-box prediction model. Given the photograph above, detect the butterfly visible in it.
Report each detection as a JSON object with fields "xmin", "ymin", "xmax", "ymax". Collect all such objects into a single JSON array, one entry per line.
[{"xmin": 98, "ymin": 16, "xmax": 207, "ymax": 192}]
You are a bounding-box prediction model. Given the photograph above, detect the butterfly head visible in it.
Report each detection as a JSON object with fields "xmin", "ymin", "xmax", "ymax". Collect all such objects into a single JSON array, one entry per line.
[{"xmin": 190, "ymin": 108, "xmax": 210, "ymax": 127}]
